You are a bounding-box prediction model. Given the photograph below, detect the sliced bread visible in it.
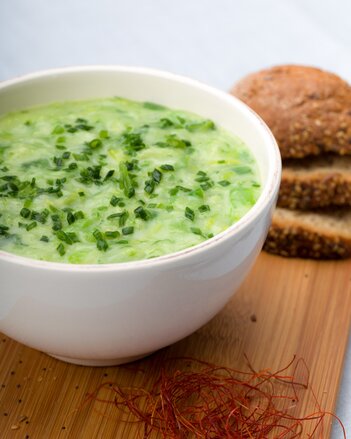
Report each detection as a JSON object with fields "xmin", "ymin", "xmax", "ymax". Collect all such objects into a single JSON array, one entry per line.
[
  {"xmin": 279, "ymin": 155, "xmax": 351, "ymax": 209},
  {"xmin": 231, "ymin": 65, "xmax": 351, "ymax": 159},
  {"xmin": 264, "ymin": 207, "xmax": 351, "ymax": 259}
]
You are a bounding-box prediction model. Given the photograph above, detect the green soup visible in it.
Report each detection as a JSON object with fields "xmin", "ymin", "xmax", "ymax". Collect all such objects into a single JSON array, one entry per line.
[{"xmin": 0, "ymin": 97, "xmax": 261, "ymax": 264}]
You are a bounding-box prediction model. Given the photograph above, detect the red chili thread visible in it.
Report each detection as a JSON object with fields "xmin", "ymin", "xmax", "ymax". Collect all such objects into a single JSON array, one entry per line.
[{"xmin": 82, "ymin": 356, "xmax": 346, "ymax": 438}]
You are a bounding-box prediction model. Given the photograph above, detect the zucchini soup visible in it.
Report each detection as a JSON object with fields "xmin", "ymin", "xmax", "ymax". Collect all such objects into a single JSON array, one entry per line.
[{"xmin": 0, "ymin": 97, "xmax": 261, "ymax": 264}]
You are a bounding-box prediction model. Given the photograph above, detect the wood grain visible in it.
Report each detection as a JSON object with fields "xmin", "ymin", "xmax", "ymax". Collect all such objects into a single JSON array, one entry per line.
[{"xmin": 0, "ymin": 252, "xmax": 350, "ymax": 438}]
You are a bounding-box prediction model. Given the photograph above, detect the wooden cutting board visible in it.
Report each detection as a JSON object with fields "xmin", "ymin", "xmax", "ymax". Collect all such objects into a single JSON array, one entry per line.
[{"xmin": 0, "ymin": 252, "xmax": 350, "ymax": 438}]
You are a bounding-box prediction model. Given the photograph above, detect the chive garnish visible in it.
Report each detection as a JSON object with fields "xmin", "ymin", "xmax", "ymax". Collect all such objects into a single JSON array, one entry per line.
[
  {"xmin": 57, "ymin": 243, "xmax": 66, "ymax": 256},
  {"xmin": 122, "ymin": 226, "xmax": 134, "ymax": 235},
  {"xmin": 104, "ymin": 170, "xmax": 115, "ymax": 181},
  {"xmin": 104, "ymin": 230, "xmax": 120, "ymax": 239},
  {"xmin": 56, "ymin": 230, "xmax": 79, "ymax": 245},
  {"xmin": 40, "ymin": 235, "xmax": 49, "ymax": 242},
  {"xmin": 20, "ymin": 207, "xmax": 31, "ymax": 219},
  {"xmin": 198, "ymin": 204, "xmax": 211, "ymax": 213},
  {"xmin": 88, "ymin": 138, "xmax": 102, "ymax": 149},
  {"xmin": 185, "ymin": 207, "xmax": 195, "ymax": 221},
  {"xmin": 218, "ymin": 180, "xmax": 230, "ymax": 187},
  {"xmin": 160, "ymin": 164, "xmax": 174, "ymax": 171},
  {"xmin": 0, "ymin": 225, "xmax": 9, "ymax": 236},
  {"xmin": 74, "ymin": 211, "xmax": 85, "ymax": 220},
  {"xmin": 97, "ymin": 239, "xmax": 108, "ymax": 251},
  {"xmin": 152, "ymin": 169, "xmax": 162, "ymax": 184},
  {"xmin": 110, "ymin": 196, "xmax": 121, "ymax": 207},
  {"xmin": 67, "ymin": 162, "xmax": 78, "ymax": 171},
  {"xmin": 134, "ymin": 206, "xmax": 150, "ymax": 221},
  {"xmin": 26, "ymin": 221, "xmax": 37, "ymax": 231},
  {"xmin": 107, "ymin": 210, "xmax": 129, "ymax": 227},
  {"xmin": 119, "ymin": 162, "xmax": 135, "ymax": 198},
  {"xmin": 62, "ymin": 151, "xmax": 71, "ymax": 160},
  {"xmin": 67, "ymin": 211, "xmax": 75, "ymax": 225}
]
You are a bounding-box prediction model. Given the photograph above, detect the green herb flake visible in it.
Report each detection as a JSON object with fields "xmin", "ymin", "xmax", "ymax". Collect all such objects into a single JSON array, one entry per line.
[
  {"xmin": 122, "ymin": 226, "xmax": 134, "ymax": 235},
  {"xmin": 57, "ymin": 243, "xmax": 66, "ymax": 256},
  {"xmin": 20, "ymin": 207, "xmax": 31, "ymax": 219},
  {"xmin": 160, "ymin": 164, "xmax": 174, "ymax": 171},
  {"xmin": 185, "ymin": 207, "xmax": 195, "ymax": 221},
  {"xmin": 198, "ymin": 204, "xmax": 211, "ymax": 213},
  {"xmin": 97, "ymin": 239, "xmax": 109, "ymax": 251},
  {"xmin": 104, "ymin": 230, "xmax": 120, "ymax": 239},
  {"xmin": 88, "ymin": 138, "xmax": 102, "ymax": 149},
  {"xmin": 26, "ymin": 221, "xmax": 37, "ymax": 231}
]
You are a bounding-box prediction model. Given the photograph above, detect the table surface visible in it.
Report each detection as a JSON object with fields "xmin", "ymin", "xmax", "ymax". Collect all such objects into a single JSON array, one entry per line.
[{"xmin": 0, "ymin": 1, "xmax": 350, "ymax": 437}]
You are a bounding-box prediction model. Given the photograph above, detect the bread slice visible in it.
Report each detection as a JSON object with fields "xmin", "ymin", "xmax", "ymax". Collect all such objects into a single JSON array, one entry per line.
[
  {"xmin": 279, "ymin": 155, "xmax": 351, "ymax": 209},
  {"xmin": 264, "ymin": 207, "xmax": 351, "ymax": 259},
  {"xmin": 231, "ymin": 65, "xmax": 351, "ymax": 159}
]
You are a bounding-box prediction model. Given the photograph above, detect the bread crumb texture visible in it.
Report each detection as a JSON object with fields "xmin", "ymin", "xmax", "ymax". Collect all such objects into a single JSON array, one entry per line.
[{"xmin": 264, "ymin": 208, "xmax": 351, "ymax": 259}]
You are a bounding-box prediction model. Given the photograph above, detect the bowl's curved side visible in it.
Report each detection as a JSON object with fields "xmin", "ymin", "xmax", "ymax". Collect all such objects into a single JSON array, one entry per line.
[{"xmin": 0, "ymin": 197, "xmax": 275, "ymax": 365}]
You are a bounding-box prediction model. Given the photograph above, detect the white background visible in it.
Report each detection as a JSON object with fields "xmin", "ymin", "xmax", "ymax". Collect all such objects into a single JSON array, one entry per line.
[{"xmin": 0, "ymin": 1, "xmax": 350, "ymax": 436}]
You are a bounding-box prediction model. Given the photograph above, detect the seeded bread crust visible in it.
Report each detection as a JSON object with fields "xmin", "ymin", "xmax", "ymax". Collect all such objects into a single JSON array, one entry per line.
[
  {"xmin": 264, "ymin": 208, "xmax": 351, "ymax": 259},
  {"xmin": 279, "ymin": 155, "xmax": 351, "ymax": 209},
  {"xmin": 231, "ymin": 65, "xmax": 351, "ymax": 159}
]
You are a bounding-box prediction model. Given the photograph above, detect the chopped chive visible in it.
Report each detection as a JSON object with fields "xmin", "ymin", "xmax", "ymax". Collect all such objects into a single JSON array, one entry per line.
[
  {"xmin": 122, "ymin": 226, "xmax": 134, "ymax": 235},
  {"xmin": 74, "ymin": 210, "xmax": 85, "ymax": 220},
  {"xmin": 40, "ymin": 235, "xmax": 49, "ymax": 242},
  {"xmin": 185, "ymin": 207, "xmax": 195, "ymax": 221},
  {"xmin": 198, "ymin": 204, "xmax": 211, "ymax": 213},
  {"xmin": 78, "ymin": 191, "xmax": 85, "ymax": 197},
  {"xmin": 160, "ymin": 164, "xmax": 174, "ymax": 171},
  {"xmin": 218, "ymin": 180, "xmax": 230, "ymax": 187},
  {"xmin": 104, "ymin": 170, "xmax": 115, "ymax": 180},
  {"xmin": 191, "ymin": 227, "xmax": 204, "ymax": 237},
  {"xmin": 93, "ymin": 229, "xmax": 103, "ymax": 240},
  {"xmin": 134, "ymin": 206, "xmax": 150, "ymax": 221},
  {"xmin": 97, "ymin": 239, "xmax": 108, "ymax": 251},
  {"xmin": 110, "ymin": 195, "xmax": 121, "ymax": 207},
  {"xmin": 57, "ymin": 243, "xmax": 66, "ymax": 256},
  {"xmin": 67, "ymin": 211, "xmax": 75, "ymax": 225},
  {"xmin": 0, "ymin": 225, "xmax": 9, "ymax": 235},
  {"xmin": 62, "ymin": 151, "xmax": 71, "ymax": 160},
  {"xmin": 56, "ymin": 230, "xmax": 79, "ymax": 245},
  {"xmin": 26, "ymin": 221, "xmax": 37, "ymax": 231},
  {"xmin": 67, "ymin": 162, "xmax": 78, "ymax": 171},
  {"xmin": 200, "ymin": 181, "xmax": 213, "ymax": 191},
  {"xmin": 88, "ymin": 138, "xmax": 102, "ymax": 149},
  {"xmin": 144, "ymin": 179, "xmax": 155, "ymax": 194},
  {"xmin": 119, "ymin": 162, "xmax": 135, "ymax": 198},
  {"xmin": 20, "ymin": 207, "xmax": 31, "ymax": 219},
  {"xmin": 104, "ymin": 230, "xmax": 120, "ymax": 239},
  {"xmin": 152, "ymin": 168, "xmax": 162, "ymax": 184}
]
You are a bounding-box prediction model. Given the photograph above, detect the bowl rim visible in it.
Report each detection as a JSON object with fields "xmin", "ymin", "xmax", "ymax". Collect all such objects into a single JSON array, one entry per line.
[{"xmin": 0, "ymin": 65, "xmax": 281, "ymax": 272}]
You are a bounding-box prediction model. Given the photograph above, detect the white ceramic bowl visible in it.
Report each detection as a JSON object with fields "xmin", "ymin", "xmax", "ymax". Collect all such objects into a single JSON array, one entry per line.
[{"xmin": 0, "ymin": 66, "xmax": 281, "ymax": 366}]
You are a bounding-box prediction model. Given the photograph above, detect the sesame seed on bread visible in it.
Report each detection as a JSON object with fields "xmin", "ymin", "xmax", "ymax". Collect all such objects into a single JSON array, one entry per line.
[
  {"xmin": 264, "ymin": 208, "xmax": 351, "ymax": 259},
  {"xmin": 279, "ymin": 155, "xmax": 351, "ymax": 209},
  {"xmin": 231, "ymin": 65, "xmax": 351, "ymax": 159}
]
